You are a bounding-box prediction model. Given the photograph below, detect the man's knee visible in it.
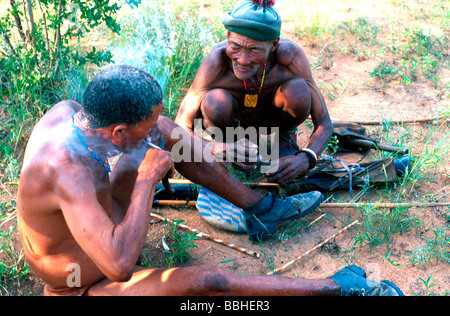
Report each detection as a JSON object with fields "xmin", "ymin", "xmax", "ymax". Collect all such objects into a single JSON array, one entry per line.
[
  {"xmin": 276, "ymin": 78, "xmax": 312, "ymax": 120},
  {"xmin": 194, "ymin": 264, "xmax": 234, "ymax": 295},
  {"xmin": 201, "ymin": 89, "xmax": 236, "ymax": 129}
]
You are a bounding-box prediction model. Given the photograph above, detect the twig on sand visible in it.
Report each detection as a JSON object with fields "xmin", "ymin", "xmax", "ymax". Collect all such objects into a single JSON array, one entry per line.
[
  {"xmin": 320, "ymin": 202, "xmax": 450, "ymax": 209},
  {"xmin": 308, "ymin": 116, "xmax": 448, "ymax": 125},
  {"xmin": 268, "ymin": 220, "xmax": 360, "ymax": 275},
  {"xmin": 150, "ymin": 212, "xmax": 261, "ymax": 259},
  {"xmin": 154, "ymin": 200, "xmax": 450, "ymax": 209}
]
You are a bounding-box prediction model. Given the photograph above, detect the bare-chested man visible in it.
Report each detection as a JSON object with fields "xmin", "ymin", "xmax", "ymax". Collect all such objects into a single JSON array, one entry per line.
[
  {"xmin": 175, "ymin": 0, "xmax": 333, "ymax": 185},
  {"xmin": 17, "ymin": 64, "xmax": 403, "ymax": 296}
]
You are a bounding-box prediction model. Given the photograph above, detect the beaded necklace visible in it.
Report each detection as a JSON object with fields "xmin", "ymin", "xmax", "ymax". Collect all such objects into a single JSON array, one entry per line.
[
  {"xmin": 71, "ymin": 112, "xmax": 111, "ymax": 173},
  {"xmin": 243, "ymin": 61, "xmax": 267, "ymax": 108}
]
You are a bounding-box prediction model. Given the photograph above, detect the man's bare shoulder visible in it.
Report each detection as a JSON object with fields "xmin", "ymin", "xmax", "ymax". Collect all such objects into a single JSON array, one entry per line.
[
  {"xmin": 201, "ymin": 40, "xmax": 229, "ymax": 72},
  {"xmin": 48, "ymin": 100, "xmax": 81, "ymax": 113},
  {"xmin": 275, "ymin": 38, "xmax": 313, "ymax": 79},
  {"xmin": 186, "ymin": 40, "xmax": 231, "ymax": 94},
  {"xmin": 19, "ymin": 144, "xmax": 80, "ymax": 217},
  {"xmin": 33, "ymin": 100, "xmax": 80, "ymax": 130},
  {"xmin": 275, "ymin": 39, "xmax": 305, "ymax": 67},
  {"xmin": 21, "ymin": 101, "xmax": 86, "ymax": 194}
]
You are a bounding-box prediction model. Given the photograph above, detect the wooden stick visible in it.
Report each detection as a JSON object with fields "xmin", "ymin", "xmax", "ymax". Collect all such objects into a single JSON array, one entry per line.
[
  {"xmin": 268, "ymin": 220, "xmax": 359, "ymax": 275},
  {"xmin": 53, "ymin": 0, "xmax": 63, "ymax": 75},
  {"xmin": 9, "ymin": 0, "xmax": 26, "ymax": 42},
  {"xmin": 25, "ymin": 0, "xmax": 35, "ymax": 40},
  {"xmin": 150, "ymin": 212, "xmax": 260, "ymax": 259},
  {"xmin": 154, "ymin": 200, "xmax": 450, "ymax": 209},
  {"xmin": 307, "ymin": 213, "xmax": 326, "ymax": 227},
  {"xmin": 309, "ymin": 117, "xmax": 449, "ymax": 125},
  {"xmin": 352, "ymin": 116, "xmax": 448, "ymax": 125},
  {"xmin": 0, "ymin": 24, "xmax": 18, "ymax": 57},
  {"xmin": 154, "ymin": 200, "xmax": 197, "ymax": 207},
  {"xmin": 320, "ymin": 202, "xmax": 450, "ymax": 209},
  {"xmin": 164, "ymin": 179, "xmax": 281, "ymax": 189}
]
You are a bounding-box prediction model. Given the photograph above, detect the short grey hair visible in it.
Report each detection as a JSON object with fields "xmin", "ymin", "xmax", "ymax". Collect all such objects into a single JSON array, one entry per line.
[{"xmin": 82, "ymin": 64, "xmax": 163, "ymax": 128}]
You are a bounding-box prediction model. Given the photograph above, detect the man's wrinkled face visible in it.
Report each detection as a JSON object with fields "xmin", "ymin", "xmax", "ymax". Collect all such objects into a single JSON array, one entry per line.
[{"xmin": 226, "ymin": 32, "xmax": 273, "ymax": 80}]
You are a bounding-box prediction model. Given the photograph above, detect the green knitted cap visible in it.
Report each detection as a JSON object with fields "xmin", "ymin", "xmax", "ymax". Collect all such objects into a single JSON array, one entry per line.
[{"xmin": 222, "ymin": 0, "xmax": 282, "ymax": 42}]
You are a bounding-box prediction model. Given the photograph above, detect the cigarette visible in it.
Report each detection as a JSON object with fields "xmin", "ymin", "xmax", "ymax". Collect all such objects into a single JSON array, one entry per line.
[
  {"xmin": 144, "ymin": 140, "xmax": 162, "ymax": 150},
  {"xmin": 143, "ymin": 140, "xmax": 174, "ymax": 193}
]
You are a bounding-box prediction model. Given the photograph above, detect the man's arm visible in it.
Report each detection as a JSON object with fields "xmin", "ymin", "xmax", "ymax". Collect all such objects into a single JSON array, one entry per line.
[
  {"xmin": 266, "ymin": 42, "xmax": 333, "ymax": 185},
  {"xmin": 175, "ymin": 42, "xmax": 228, "ymax": 134},
  {"xmin": 289, "ymin": 43, "xmax": 334, "ymax": 156},
  {"xmin": 55, "ymin": 149, "xmax": 174, "ymax": 282},
  {"xmin": 174, "ymin": 85, "xmax": 203, "ymax": 134}
]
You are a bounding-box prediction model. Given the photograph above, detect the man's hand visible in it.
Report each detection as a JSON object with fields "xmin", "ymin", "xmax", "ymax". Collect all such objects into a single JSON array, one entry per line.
[
  {"xmin": 138, "ymin": 148, "xmax": 175, "ymax": 186},
  {"xmin": 264, "ymin": 154, "xmax": 310, "ymax": 185},
  {"xmin": 211, "ymin": 138, "xmax": 259, "ymax": 171},
  {"xmin": 143, "ymin": 124, "xmax": 176, "ymax": 194}
]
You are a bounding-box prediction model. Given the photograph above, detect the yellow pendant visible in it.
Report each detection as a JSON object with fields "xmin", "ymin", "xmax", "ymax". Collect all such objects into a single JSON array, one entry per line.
[
  {"xmin": 243, "ymin": 61, "xmax": 266, "ymax": 108},
  {"xmin": 244, "ymin": 94, "xmax": 258, "ymax": 108}
]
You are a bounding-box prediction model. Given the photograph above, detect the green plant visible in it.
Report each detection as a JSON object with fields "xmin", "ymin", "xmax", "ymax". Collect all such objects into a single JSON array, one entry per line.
[
  {"xmin": 395, "ymin": 27, "xmax": 448, "ymax": 87},
  {"xmin": 0, "ymin": 0, "xmax": 132, "ymax": 184},
  {"xmin": 353, "ymin": 204, "xmax": 419, "ymax": 251},
  {"xmin": 109, "ymin": 0, "xmax": 222, "ymax": 119},
  {"xmin": 325, "ymin": 135, "xmax": 339, "ymax": 155},
  {"xmin": 400, "ymin": 27, "xmax": 446, "ymax": 59},
  {"xmin": 413, "ymin": 274, "xmax": 449, "ymax": 296},
  {"xmin": 0, "ymin": 226, "xmax": 30, "ymax": 291},
  {"xmin": 383, "ymin": 251, "xmax": 402, "ymax": 267},
  {"xmin": 333, "ymin": 17, "xmax": 380, "ymax": 61},
  {"xmin": 370, "ymin": 61, "xmax": 401, "ymax": 86},
  {"xmin": 0, "ymin": 0, "xmax": 125, "ymax": 79},
  {"xmin": 419, "ymin": 275, "xmax": 438, "ymax": 296},
  {"xmin": 161, "ymin": 219, "xmax": 199, "ymax": 268},
  {"xmin": 397, "ymin": 121, "xmax": 450, "ymax": 197},
  {"xmin": 297, "ymin": 12, "xmax": 330, "ymax": 48},
  {"xmin": 409, "ymin": 227, "xmax": 450, "ymax": 268}
]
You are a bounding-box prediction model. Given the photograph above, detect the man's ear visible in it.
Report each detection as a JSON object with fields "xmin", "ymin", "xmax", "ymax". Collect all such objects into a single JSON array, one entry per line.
[
  {"xmin": 111, "ymin": 123, "xmax": 130, "ymax": 141},
  {"xmin": 269, "ymin": 39, "xmax": 280, "ymax": 53}
]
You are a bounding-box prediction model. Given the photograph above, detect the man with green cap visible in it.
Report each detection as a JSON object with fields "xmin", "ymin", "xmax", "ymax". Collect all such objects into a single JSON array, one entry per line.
[{"xmin": 175, "ymin": 0, "xmax": 334, "ymax": 185}]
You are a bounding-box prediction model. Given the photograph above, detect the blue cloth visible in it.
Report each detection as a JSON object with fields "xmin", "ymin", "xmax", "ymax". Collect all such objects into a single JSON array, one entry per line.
[{"xmin": 196, "ymin": 187, "xmax": 247, "ymax": 232}]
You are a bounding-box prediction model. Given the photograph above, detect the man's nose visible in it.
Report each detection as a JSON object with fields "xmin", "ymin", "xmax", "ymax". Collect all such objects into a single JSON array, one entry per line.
[{"xmin": 237, "ymin": 51, "xmax": 251, "ymax": 66}]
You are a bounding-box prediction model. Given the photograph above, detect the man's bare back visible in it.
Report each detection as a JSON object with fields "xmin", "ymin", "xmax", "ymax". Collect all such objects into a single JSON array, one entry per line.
[{"xmin": 17, "ymin": 101, "xmax": 129, "ymax": 291}]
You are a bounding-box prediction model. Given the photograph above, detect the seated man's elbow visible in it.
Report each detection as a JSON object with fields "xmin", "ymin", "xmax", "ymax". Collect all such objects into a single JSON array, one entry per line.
[
  {"xmin": 106, "ymin": 258, "xmax": 134, "ymax": 283},
  {"xmin": 327, "ymin": 120, "xmax": 335, "ymax": 138},
  {"xmin": 108, "ymin": 269, "xmax": 133, "ymax": 283},
  {"xmin": 315, "ymin": 116, "xmax": 334, "ymax": 140}
]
